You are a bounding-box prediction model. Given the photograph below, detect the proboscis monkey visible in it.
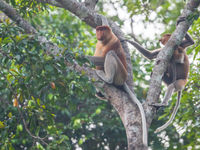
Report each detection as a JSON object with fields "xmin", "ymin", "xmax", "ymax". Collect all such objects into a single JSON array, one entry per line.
[
  {"xmin": 88, "ymin": 25, "xmax": 148, "ymax": 146},
  {"xmin": 126, "ymin": 30, "xmax": 194, "ymax": 133}
]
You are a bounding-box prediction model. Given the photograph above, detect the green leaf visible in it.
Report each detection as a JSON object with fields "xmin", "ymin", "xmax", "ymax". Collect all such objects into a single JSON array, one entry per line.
[
  {"xmin": 8, "ymin": 112, "xmax": 12, "ymax": 118},
  {"xmin": 37, "ymin": 98, "xmax": 41, "ymax": 106},
  {"xmin": 48, "ymin": 93, "xmax": 54, "ymax": 100},
  {"xmin": 0, "ymin": 121, "xmax": 5, "ymax": 128},
  {"xmin": 95, "ymin": 108, "xmax": 101, "ymax": 115},
  {"xmin": 17, "ymin": 124, "xmax": 23, "ymax": 132}
]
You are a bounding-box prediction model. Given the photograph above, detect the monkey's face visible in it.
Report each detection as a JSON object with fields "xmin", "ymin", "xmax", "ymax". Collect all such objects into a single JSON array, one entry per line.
[
  {"xmin": 173, "ymin": 47, "xmax": 185, "ymax": 63},
  {"xmin": 159, "ymin": 34, "xmax": 171, "ymax": 45},
  {"xmin": 96, "ymin": 26, "xmax": 111, "ymax": 41},
  {"xmin": 96, "ymin": 29, "xmax": 105, "ymax": 41}
]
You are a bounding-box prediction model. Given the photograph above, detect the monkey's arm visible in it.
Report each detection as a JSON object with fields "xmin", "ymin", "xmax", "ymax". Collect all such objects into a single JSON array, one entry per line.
[
  {"xmin": 180, "ymin": 33, "xmax": 194, "ymax": 48},
  {"xmin": 87, "ymin": 56, "xmax": 105, "ymax": 66},
  {"xmin": 126, "ymin": 40, "xmax": 160, "ymax": 60}
]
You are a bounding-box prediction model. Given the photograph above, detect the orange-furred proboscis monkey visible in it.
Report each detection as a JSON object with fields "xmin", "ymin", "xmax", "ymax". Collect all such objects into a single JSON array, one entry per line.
[{"xmin": 88, "ymin": 25, "xmax": 148, "ymax": 146}]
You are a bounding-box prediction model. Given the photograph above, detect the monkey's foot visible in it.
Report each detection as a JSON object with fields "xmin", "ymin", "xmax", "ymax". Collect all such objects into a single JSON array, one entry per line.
[
  {"xmin": 149, "ymin": 103, "xmax": 168, "ymax": 108},
  {"xmin": 96, "ymin": 70, "xmax": 103, "ymax": 76},
  {"xmin": 95, "ymin": 70, "xmax": 113, "ymax": 84},
  {"xmin": 96, "ymin": 70, "xmax": 105, "ymax": 80}
]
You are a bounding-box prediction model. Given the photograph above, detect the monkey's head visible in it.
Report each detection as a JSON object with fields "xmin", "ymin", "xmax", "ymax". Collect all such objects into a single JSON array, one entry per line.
[
  {"xmin": 96, "ymin": 26, "xmax": 112, "ymax": 41},
  {"xmin": 159, "ymin": 34, "xmax": 171, "ymax": 45}
]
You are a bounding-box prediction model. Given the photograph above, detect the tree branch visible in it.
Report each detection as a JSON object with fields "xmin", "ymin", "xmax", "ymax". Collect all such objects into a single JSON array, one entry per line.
[
  {"xmin": 130, "ymin": 18, "xmax": 141, "ymax": 44},
  {"xmin": 84, "ymin": 0, "xmax": 98, "ymax": 10},
  {"xmin": 0, "ymin": 13, "xmax": 9, "ymax": 23},
  {"xmin": 0, "ymin": 0, "xmax": 36, "ymax": 34}
]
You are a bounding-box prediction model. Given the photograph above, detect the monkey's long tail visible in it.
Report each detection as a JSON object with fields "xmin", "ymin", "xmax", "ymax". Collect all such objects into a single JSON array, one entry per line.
[
  {"xmin": 155, "ymin": 91, "xmax": 182, "ymax": 133},
  {"xmin": 123, "ymin": 83, "xmax": 148, "ymax": 146}
]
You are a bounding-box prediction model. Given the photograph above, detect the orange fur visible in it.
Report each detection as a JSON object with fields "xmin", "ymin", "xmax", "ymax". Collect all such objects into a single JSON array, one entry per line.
[
  {"xmin": 94, "ymin": 26, "xmax": 127, "ymax": 70},
  {"xmin": 159, "ymin": 34, "xmax": 171, "ymax": 45}
]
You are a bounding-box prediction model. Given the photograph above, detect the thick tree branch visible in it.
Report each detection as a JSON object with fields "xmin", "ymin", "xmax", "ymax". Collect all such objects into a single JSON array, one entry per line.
[
  {"xmin": 56, "ymin": 0, "xmax": 100, "ymax": 28},
  {"xmin": 145, "ymin": 0, "xmax": 200, "ymax": 125},
  {"xmin": 0, "ymin": 13, "xmax": 8, "ymax": 23},
  {"xmin": 0, "ymin": 0, "xmax": 36, "ymax": 34}
]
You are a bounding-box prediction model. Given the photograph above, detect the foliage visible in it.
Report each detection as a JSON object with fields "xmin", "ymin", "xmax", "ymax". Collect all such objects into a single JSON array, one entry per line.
[{"xmin": 0, "ymin": 0, "xmax": 199, "ymax": 150}]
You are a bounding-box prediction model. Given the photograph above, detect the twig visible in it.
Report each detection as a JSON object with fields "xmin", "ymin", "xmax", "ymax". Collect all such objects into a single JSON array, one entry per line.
[{"xmin": 130, "ymin": 18, "xmax": 141, "ymax": 44}]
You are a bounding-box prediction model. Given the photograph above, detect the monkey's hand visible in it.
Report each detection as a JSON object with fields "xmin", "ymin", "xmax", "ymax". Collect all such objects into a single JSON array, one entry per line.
[
  {"xmin": 86, "ymin": 56, "xmax": 105, "ymax": 66},
  {"xmin": 149, "ymin": 102, "xmax": 168, "ymax": 108},
  {"xmin": 176, "ymin": 16, "xmax": 186, "ymax": 26}
]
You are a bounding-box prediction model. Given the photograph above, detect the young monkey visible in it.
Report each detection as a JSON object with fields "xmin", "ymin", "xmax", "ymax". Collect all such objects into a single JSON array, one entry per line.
[
  {"xmin": 127, "ymin": 30, "xmax": 194, "ymax": 133},
  {"xmin": 88, "ymin": 25, "xmax": 148, "ymax": 146}
]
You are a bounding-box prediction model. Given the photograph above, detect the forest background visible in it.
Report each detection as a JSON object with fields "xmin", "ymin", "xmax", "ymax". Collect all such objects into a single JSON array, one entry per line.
[{"xmin": 0, "ymin": 0, "xmax": 200, "ymax": 149}]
